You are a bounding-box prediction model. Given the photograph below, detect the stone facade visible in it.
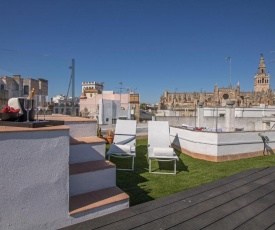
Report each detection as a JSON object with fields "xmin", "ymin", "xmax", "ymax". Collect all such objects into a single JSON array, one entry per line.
[
  {"xmin": 52, "ymin": 94, "xmax": 80, "ymax": 116},
  {"xmin": 159, "ymin": 55, "xmax": 274, "ymax": 110},
  {"xmin": 254, "ymin": 54, "xmax": 270, "ymax": 92},
  {"xmin": 81, "ymin": 81, "xmax": 104, "ymax": 96},
  {"xmin": 0, "ymin": 74, "xmax": 48, "ymax": 109}
]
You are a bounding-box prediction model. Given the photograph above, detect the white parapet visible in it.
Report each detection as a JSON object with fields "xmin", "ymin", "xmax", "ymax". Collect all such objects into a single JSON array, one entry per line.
[{"xmin": 170, "ymin": 126, "xmax": 275, "ymax": 161}]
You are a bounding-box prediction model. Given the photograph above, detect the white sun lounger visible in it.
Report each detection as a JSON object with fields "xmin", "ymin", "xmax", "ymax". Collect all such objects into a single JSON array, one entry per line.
[
  {"xmin": 107, "ymin": 120, "xmax": 137, "ymax": 171},
  {"xmin": 147, "ymin": 121, "xmax": 179, "ymax": 175}
]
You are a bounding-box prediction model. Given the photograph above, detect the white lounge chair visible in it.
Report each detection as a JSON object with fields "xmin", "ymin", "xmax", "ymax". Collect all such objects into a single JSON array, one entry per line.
[
  {"xmin": 107, "ymin": 120, "xmax": 137, "ymax": 171},
  {"xmin": 147, "ymin": 121, "xmax": 179, "ymax": 175}
]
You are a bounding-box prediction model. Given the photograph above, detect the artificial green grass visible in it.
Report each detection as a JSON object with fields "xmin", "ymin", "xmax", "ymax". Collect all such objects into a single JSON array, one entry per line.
[{"xmin": 107, "ymin": 138, "xmax": 275, "ymax": 207}]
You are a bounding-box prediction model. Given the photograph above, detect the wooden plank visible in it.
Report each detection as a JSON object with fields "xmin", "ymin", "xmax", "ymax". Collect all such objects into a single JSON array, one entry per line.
[
  {"xmin": 59, "ymin": 167, "xmax": 275, "ymax": 230},
  {"xmin": 235, "ymin": 204, "xmax": 275, "ymax": 230},
  {"xmin": 134, "ymin": 173, "xmax": 275, "ymax": 230},
  {"xmin": 169, "ymin": 183, "xmax": 275, "ymax": 229},
  {"xmin": 203, "ymin": 193, "xmax": 275, "ymax": 230}
]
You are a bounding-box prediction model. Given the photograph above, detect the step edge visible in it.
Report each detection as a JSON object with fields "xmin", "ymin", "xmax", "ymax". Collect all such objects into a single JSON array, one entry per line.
[
  {"xmin": 70, "ymin": 136, "xmax": 106, "ymax": 145},
  {"xmin": 69, "ymin": 187, "xmax": 129, "ymax": 215},
  {"xmin": 69, "ymin": 160, "xmax": 115, "ymax": 175}
]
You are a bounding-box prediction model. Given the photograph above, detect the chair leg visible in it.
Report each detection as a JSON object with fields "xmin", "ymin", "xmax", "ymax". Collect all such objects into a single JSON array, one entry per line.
[
  {"xmin": 108, "ymin": 154, "xmax": 135, "ymax": 171},
  {"xmin": 149, "ymin": 158, "xmax": 177, "ymax": 175},
  {"xmin": 131, "ymin": 156, "xmax": 135, "ymax": 171}
]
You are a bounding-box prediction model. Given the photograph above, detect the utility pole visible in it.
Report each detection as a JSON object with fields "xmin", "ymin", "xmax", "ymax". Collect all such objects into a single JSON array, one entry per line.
[{"xmin": 70, "ymin": 59, "xmax": 75, "ymax": 116}]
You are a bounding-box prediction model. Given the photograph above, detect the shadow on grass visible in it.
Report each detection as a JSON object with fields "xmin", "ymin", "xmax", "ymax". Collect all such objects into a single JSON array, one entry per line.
[
  {"xmin": 106, "ymin": 141, "xmax": 154, "ymax": 206},
  {"xmin": 106, "ymin": 139, "xmax": 189, "ymax": 206},
  {"xmin": 150, "ymin": 151, "xmax": 189, "ymax": 173}
]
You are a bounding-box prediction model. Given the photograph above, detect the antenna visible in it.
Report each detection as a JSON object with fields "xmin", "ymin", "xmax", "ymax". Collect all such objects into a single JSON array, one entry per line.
[
  {"xmin": 101, "ymin": 82, "xmax": 104, "ymax": 92},
  {"xmin": 119, "ymin": 82, "xmax": 123, "ymax": 94},
  {"xmin": 119, "ymin": 82, "xmax": 123, "ymax": 104},
  {"xmin": 125, "ymin": 87, "xmax": 130, "ymax": 93}
]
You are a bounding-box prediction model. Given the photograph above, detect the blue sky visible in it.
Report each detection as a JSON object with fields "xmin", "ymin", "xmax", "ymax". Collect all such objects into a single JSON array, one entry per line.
[{"xmin": 1, "ymin": 0, "xmax": 275, "ymax": 104}]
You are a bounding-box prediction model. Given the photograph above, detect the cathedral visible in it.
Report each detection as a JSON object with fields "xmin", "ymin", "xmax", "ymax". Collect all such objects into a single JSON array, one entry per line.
[{"xmin": 159, "ymin": 54, "xmax": 274, "ymax": 110}]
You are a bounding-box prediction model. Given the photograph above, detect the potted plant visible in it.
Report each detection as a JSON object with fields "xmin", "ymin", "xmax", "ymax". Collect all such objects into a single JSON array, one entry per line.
[{"xmin": 106, "ymin": 129, "xmax": 114, "ymax": 144}]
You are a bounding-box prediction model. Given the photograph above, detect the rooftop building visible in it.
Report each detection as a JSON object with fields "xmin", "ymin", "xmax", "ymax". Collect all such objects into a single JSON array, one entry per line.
[
  {"xmin": 0, "ymin": 74, "xmax": 48, "ymax": 110},
  {"xmin": 159, "ymin": 54, "xmax": 274, "ymax": 110}
]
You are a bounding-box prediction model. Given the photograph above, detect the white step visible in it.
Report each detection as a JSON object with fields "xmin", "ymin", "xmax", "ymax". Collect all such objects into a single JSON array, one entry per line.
[
  {"xmin": 43, "ymin": 115, "xmax": 98, "ymax": 138},
  {"xmin": 69, "ymin": 186, "xmax": 129, "ymax": 218},
  {"xmin": 65, "ymin": 119, "xmax": 97, "ymax": 138},
  {"xmin": 70, "ymin": 137, "xmax": 106, "ymax": 164},
  {"xmin": 69, "ymin": 160, "xmax": 116, "ymax": 196}
]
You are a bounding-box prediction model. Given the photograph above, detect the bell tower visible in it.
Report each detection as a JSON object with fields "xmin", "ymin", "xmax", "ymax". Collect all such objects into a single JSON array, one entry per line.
[{"xmin": 254, "ymin": 54, "xmax": 270, "ymax": 92}]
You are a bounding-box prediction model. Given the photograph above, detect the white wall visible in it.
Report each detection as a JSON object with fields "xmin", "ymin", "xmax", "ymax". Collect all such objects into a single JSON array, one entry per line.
[
  {"xmin": 0, "ymin": 119, "xmax": 116, "ymax": 229},
  {"xmin": 170, "ymin": 127, "xmax": 218, "ymax": 156},
  {"xmin": 0, "ymin": 128, "xmax": 70, "ymax": 230},
  {"xmin": 203, "ymin": 106, "xmax": 275, "ymax": 117},
  {"xmin": 170, "ymin": 126, "xmax": 275, "ymax": 159}
]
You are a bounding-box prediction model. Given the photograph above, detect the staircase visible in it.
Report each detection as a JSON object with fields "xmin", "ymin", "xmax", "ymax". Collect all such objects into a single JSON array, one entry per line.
[
  {"xmin": 0, "ymin": 115, "xmax": 130, "ymax": 230},
  {"xmin": 65, "ymin": 117, "xmax": 129, "ymax": 221}
]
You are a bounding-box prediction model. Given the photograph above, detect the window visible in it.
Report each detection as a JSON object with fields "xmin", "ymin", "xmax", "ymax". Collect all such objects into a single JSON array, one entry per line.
[
  {"xmin": 0, "ymin": 84, "xmax": 4, "ymax": 90},
  {"xmin": 23, "ymin": 85, "xmax": 29, "ymax": 95},
  {"xmin": 223, "ymin": 94, "xmax": 229, "ymax": 99}
]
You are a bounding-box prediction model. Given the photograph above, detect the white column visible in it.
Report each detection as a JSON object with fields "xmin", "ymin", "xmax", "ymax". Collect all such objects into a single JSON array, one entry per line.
[
  {"xmin": 225, "ymin": 100, "xmax": 235, "ymax": 132},
  {"xmin": 197, "ymin": 102, "xmax": 204, "ymax": 127}
]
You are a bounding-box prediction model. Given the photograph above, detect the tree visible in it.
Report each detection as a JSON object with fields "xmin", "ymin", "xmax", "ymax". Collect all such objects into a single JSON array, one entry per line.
[{"xmin": 140, "ymin": 103, "xmax": 147, "ymax": 110}]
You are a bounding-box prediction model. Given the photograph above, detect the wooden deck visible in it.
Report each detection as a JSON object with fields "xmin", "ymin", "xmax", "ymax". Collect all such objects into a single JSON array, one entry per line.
[{"xmin": 61, "ymin": 167, "xmax": 275, "ymax": 230}]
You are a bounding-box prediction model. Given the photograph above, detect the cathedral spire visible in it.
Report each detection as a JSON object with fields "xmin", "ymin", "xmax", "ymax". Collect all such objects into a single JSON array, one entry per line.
[
  {"xmin": 258, "ymin": 53, "xmax": 266, "ymax": 75},
  {"xmin": 254, "ymin": 54, "xmax": 270, "ymax": 92}
]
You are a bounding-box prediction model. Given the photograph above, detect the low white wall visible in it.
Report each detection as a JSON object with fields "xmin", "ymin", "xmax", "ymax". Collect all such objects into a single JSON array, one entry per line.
[
  {"xmin": 66, "ymin": 121, "xmax": 97, "ymax": 138},
  {"xmin": 0, "ymin": 128, "xmax": 70, "ymax": 230},
  {"xmin": 170, "ymin": 127, "xmax": 218, "ymax": 156},
  {"xmin": 156, "ymin": 116, "xmax": 263, "ymax": 131},
  {"xmin": 170, "ymin": 126, "xmax": 275, "ymax": 160},
  {"xmin": 204, "ymin": 107, "xmax": 275, "ymax": 117}
]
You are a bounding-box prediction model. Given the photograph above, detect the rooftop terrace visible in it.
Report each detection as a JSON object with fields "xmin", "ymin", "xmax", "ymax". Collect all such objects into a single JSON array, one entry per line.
[{"xmin": 61, "ymin": 167, "xmax": 275, "ymax": 230}]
